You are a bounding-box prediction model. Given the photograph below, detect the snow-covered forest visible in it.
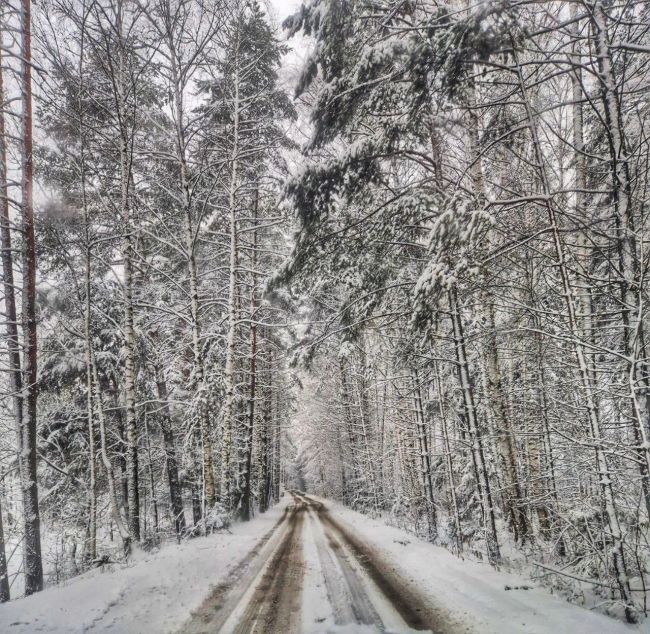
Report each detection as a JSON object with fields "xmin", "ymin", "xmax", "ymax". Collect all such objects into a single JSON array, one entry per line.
[{"xmin": 1, "ymin": 0, "xmax": 650, "ymax": 630}]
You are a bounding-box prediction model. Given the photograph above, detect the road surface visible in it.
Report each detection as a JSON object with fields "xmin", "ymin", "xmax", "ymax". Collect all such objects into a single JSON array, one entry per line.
[{"xmin": 184, "ymin": 492, "xmax": 454, "ymax": 633}]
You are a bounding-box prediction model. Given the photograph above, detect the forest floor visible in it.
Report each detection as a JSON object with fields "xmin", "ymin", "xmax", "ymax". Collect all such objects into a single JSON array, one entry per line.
[{"xmin": 0, "ymin": 492, "xmax": 643, "ymax": 633}]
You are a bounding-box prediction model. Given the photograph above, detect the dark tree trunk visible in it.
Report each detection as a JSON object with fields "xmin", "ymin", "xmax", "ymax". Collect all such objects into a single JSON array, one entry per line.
[
  {"xmin": 240, "ymin": 190, "xmax": 259, "ymax": 521},
  {"xmin": 191, "ymin": 483, "xmax": 201, "ymax": 526},
  {"xmin": 20, "ymin": 0, "xmax": 43, "ymax": 595},
  {"xmin": 0, "ymin": 28, "xmax": 11, "ymax": 604},
  {"xmin": 155, "ymin": 365, "xmax": 186, "ymax": 536},
  {"xmin": 240, "ymin": 322, "xmax": 256, "ymax": 521},
  {"xmin": 0, "ymin": 496, "xmax": 9, "ymax": 602},
  {"xmin": 112, "ymin": 383, "xmax": 130, "ymax": 521}
]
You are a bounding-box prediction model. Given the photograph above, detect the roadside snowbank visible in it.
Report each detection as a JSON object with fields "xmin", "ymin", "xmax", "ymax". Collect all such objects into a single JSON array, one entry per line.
[
  {"xmin": 322, "ymin": 498, "xmax": 643, "ymax": 634},
  {"xmin": 0, "ymin": 497, "xmax": 289, "ymax": 634}
]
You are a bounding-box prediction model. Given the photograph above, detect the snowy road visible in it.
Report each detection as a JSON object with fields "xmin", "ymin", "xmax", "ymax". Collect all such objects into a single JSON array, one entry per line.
[
  {"xmin": 1, "ymin": 492, "xmax": 637, "ymax": 634},
  {"xmin": 184, "ymin": 492, "xmax": 452, "ymax": 633}
]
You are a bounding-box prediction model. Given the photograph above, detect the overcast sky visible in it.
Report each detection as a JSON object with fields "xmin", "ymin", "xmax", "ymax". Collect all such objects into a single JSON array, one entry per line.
[
  {"xmin": 269, "ymin": 0, "xmax": 303, "ymax": 22},
  {"xmin": 267, "ymin": 0, "xmax": 310, "ymax": 102}
]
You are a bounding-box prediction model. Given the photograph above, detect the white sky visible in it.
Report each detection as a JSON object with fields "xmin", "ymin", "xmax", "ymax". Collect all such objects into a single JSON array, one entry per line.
[
  {"xmin": 269, "ymin": 0, "xmax": 303, "ymax": 22},
  {"xmin": 267, "ymin": 0, "xmax": 311, "ymax": 108}
]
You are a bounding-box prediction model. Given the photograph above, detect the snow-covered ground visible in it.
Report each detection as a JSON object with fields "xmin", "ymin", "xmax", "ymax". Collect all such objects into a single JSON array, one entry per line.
[
  {"xmin": 0, "ymin": 499, "xmax": 290, "ymax": 634},
  {"xmin": 0, "ymin": 493, "xmax": 645, "ymax": 633},
  {"xmin": 323, "ymin": 497, "xmax": 643, "ymax": 634}
]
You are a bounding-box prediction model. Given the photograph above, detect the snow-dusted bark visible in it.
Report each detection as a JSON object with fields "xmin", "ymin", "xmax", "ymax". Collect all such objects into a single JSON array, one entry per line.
[
  {"xmin": 256, "ymin": 348, "xmax": 270, "ymax": 514},
  {"xmin": 106, "ymin": 1, "xmax": 142, "ymax": 544},
  {"xmin": 120, "ymin": 140, "xmax": 140, "ymax": 544},
  {"xmin": 0, "ymin": 497, "xmax": 8, "ymax": 602},
  {"xmin": 434, "ymin": 359, "xmax": 462, "ymax": 553},
  {"xmin": 240, "ymin": 190, "xmax": 259, "ymax": 521},
  {"xmin": 411, "ymin": 369, "xmax": 437, "ymax": 540},
  {"xmin": 220, "ymin": 22, "xmax": 242, "ymax": 509},
  {"xmin": 449, "ymin": 288, "xmax": 500, "ymax": 564},
  {"xmin": 73, "ymin": 16, "xmax": 97, "ymax": 562},
  {"xmin": 160, "ymin": 0, "xmax": 217, "ymax": 511},
  {"xmin": 0, "ymin": 26, "xmax": 23, "ymax": 584},
  {"xmin": 92, "ymin": 358, "xmax": 131, "ymax": 554},
  {"xmin": 154, "ymin": 363, "xmax": 186, "ymax": 537},
  {"xmin": 81, "ymin": 128, "xmax": 96, "ymax": 565},
  {"xmin": 464, "ymin": 68, "xmax": 529, "ymax": 543}
]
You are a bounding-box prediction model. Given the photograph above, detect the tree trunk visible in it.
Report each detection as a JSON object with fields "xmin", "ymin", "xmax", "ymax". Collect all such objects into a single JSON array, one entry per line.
[
  {"xmin": 154, "ymin": 364, "xmax": 186, "ymax": 537},
  {"xmin": 0, "ymin": 495, "xmax": 9, "ymax": 602},
  {"xmin": 483, "ymin": 299, "xmax": 528, "ymax": 542},
  {"xmin": 1, "ymin": 22, "xmax": 23, "ymax": 594},
  {"xmin": 83, "ymin": 218, "xmax": 96, "ymax": 565},
  {"xmin": 340, "ymin": 358, "xmax": 361, "ymax": 507},
  {"xmin": 92, "ymin": 357, "xmax": 131, "ymax": 555},
  {"xmin": 221, "ymin": 31, "xmax": 242, "ymax": 510},
  {"xmin": 463, "ymin": 66, "xmax": 528, "ymax": 544},
  {"xmin": 144, "ymin": 414, "xmax": 158, "ymax": 535},
  {"xmin": 434, "ymin": 359, "xmax": 463, "ymax": 553},
  {"xmin": 164, "ymin": 30, "xmax": 216, "ymax": 511},
  {"xmin": 240, "ymin": 202, "xmax": 259, "ymax": 520},
  {"xmin": 272, "ymin": 371, "xmax": 281, "ymax": 502},
  {"xmin": 0, "ymin": 38, "xmax": 11, "ymax": 601},
  {"xmin": 122, "ymin": 226, "xmax": 140, "ymax": 542},
  {"xmin": 110, "ymin": 0, "xmax": 141, "ymax": 544},
  {"xmin": 257, "ymin": 375, "xmax": 269, "ymax": 514},
  {"xmin": 412, "ymin": 370, "xmax": 437, "ymax": 541},
  {"xmin": 20, "ymin": 0, "xmax": 44, "ymax": 594},
  {"xmin": 113, "ymin": 390, "xmax": 130, "ymax": 522},
  {"xmin": 449, "ymin": 287, "xmax": 500, "ymax": 564},
  {"xmin": 352, "ymin": 350, "xmax": 380, "ymax": 514},
  {"xmin": 79, "ymin": 56, "xmax": 96, "ymax": 563}
]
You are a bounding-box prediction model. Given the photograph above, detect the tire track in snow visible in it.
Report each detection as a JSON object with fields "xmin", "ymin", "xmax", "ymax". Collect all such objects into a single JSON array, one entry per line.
[
  {"xmin": 186, "ymin": 493, "xmax": 454, "ymax": 633},
  {"xmin": 183, "ymin": 502, "xmax": 294, "ymax": 633},
  {"xmin": 300, "ymin": 493, "xmax": 449, "ymax": 633},
  {"xmin": 224, "ymin": 501, "xmax": 305, "ymax": 633},
  {"xmin": 306, "ymin": 502, "xmax": 381, "ymax": 628}
]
